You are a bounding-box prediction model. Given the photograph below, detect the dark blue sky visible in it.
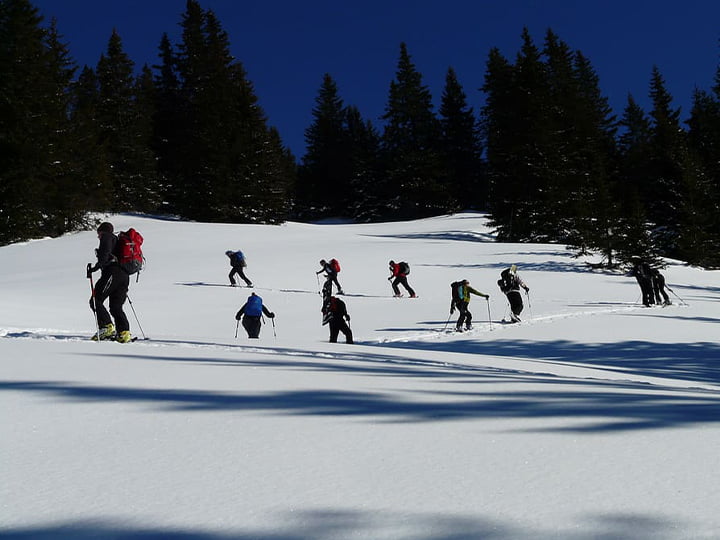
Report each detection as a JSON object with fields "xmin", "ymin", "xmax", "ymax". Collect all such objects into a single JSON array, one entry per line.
[{"xmin": 33, "ymin": 0, "xmax": 720, "ymax": 158}]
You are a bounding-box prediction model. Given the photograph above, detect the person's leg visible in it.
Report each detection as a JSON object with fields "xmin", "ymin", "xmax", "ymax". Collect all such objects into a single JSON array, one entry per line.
[
  {"xmin": 329, "ymin": 322, "xmax": 340, "ymax": 342},
  {"xmin": 340, "ymin": 320, "xmax": 353, "ymax": 343},
  {"xmin": 228, "ymin": 268, "xmax": 237, "ymax": 286},
  {"xmin": 108, "ymin": 269, "xmax": 130, "ymax": 333},
  {"xmin": 91, "ymin": 273, "xmax": 113, "ymax": 327},
  {"xmin": 238, "ymin": 267, "xmax": 252, "ymax": 286},
  {"xmin": 392, "ymin": 277, "xmax": 401, "ymax": 295},
  {"xmin": 401, "ymin": 277, "xmax": 415, "ymax": 297}
]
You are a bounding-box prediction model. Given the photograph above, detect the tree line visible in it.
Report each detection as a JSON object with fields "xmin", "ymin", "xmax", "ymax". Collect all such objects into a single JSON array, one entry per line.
[{"xmin": 1, "ymin": 0, "xmax": 719, "ymax": 268}]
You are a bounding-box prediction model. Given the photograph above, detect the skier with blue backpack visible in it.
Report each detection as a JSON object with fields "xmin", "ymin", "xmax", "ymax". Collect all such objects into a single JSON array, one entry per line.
[
  {"xmin": 226, "ymin": 250, "xmax": 252, "ymax": 287},
  {"xmin": 235, "ymin": 292, "xmax": 274, "ymax": 338}
]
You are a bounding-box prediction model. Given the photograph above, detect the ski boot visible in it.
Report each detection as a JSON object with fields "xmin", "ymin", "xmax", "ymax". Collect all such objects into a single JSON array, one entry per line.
[
  {"xmin": 116, "ymin": 330, "xmax": 133, "ymax": 343},
  {"xmin": 92, "ymin": 323, "xmax": 116, "ymax": 341}
]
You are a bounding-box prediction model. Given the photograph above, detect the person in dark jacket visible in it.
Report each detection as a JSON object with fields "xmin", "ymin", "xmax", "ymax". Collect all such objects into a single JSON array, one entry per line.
[
  {"xmin": 388, "ymin": 260, "xmax": 416, "ymax": 298},
  {"xmin": 87, "ymin": 221, "xmax": 131, "ymax": 342},
  {"xmin": 322, "ymin": 296, "xmax": 353, "ymax": 343},
  {"xmin": 450, "ymin": 279, "xmax": 489, "ymax": 331},
  {"xmin": 630, "ymin": 260, "xmax": 655, "ymax": 306},
  {"xmin": 226, "ymin": 250, "xmax": 252, "ymax": 287},
  {"xmin": 317, "ymin": 259, "xmax": 343, "ymax": 295},
  {"xmin": 498, "ymin": 265, "xmax": 529, "ymax": 322},
  {"xmin": 235, "ymin": 292, "xmax": 274, "ymax": 338},
  {"xmin": 651, "ymin": 268, "xmax": 671, "ymax": 306}
]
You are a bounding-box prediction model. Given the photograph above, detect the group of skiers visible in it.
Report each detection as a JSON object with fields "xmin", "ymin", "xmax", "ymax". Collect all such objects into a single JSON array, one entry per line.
[
  {"xmin": 86, "ymin": 221, "xmax": 674, "ymax": 344},
  {"xmin": 631, "ymin": 260, "xmax": 672, "ymax": 307}
]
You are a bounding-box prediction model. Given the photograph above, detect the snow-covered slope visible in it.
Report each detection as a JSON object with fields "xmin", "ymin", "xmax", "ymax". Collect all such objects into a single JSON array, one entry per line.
[{"xmin": 1, "ymin": 213, "xmax": 718, "ymax": 539}]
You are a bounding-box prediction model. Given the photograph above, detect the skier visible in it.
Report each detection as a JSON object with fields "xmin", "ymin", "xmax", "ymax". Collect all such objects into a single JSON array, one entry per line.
[
  {"xmin": 226, "ymin": 250, "xmax": 252, "ymax": 287},
  {"xmin": 87, "ymin": 221, "xmax": 132, "ymax": 342},
  {"xmin": 450, "ymin": 279, "xmax": 489, "ymax": 331},
  {"xmin": 498, "ymin": 265, "xmax": 529, "ymax": 322},
  {"xmin": 317, "ymin": 258, "xmax": 343, "ymax": 295},
  {"xmin": 650, "ymin": 268, "xmax": 671, "ymax": 306},
  {"xmin": 322, "ymin": 295, "xmax": 353, "ymax": 344},
  {"xmin": 235, "ymin": 292, "xmax": 274, "ymax": 338},
  {"xmin": 630, "ymin": 260, "xmax": 654, "ymax": 306},
  {"xmin": 388, "ymin": 260, "xmax": 416, "ymax": 298}
]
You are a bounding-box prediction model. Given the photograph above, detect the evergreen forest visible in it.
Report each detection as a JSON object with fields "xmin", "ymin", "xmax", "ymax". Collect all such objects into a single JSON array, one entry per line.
[{"xmin": 2, "ymin": 0, "xmax": 719, "ymax": 268}]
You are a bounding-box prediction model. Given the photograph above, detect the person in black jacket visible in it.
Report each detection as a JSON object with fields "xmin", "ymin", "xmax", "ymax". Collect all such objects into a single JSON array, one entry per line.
[
  {"xmin": 388, "ymin": 260, "xmax": 416, "ymax": 298},
  {"xmin": 317, "ymin": 259, "xmax": 343, "ymax": 295},
  {"xmin": 651, "ymin": 268, "xmax": 671, "ymax": 306},
  {"xmin": 87, "ymin": 222, "xmax": 131, "ymax": 342},
  {"xmin": 226, "ymin": 250, "xmax": 252, "ymax": 287},
  {"xmin": 235, "ymin": 292, "xmax": 274, "ymax": 338},
  {"xmin": 322, "ymin": 296, "xmax": 353, "ymax": 343},
  {"xmin": 630, "ymin": 260, "xmax": 655, "ymax": 306}
]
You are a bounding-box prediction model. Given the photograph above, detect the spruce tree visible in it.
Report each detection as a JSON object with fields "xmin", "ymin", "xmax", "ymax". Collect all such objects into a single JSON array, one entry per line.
[
  {"xmin": 344, "ymin": 105, "xmax": 383, "ymax": 221},
  {"xmin": 0, "ymin": 0, "xmax": 84, "ymax": 243},
  {"xmin": 381, "ymin": 42, "xmax": 447, "ymax": 219},
  {"xmin": 298, "ymin": 73, "xmax": 352, "ymax": 219},
  {"xmin": 438, "ymin": 67, "xmax": 484, "ymax": 210},
  {"xmin": 646, "ymin": 66, "xmax": 686, "ymax": 251}
]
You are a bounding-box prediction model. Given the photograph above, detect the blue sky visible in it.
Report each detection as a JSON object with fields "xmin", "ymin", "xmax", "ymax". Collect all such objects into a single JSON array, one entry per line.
[{"xmin": 33, "ymin": 0, "xmax": 720, "ymax": 158}]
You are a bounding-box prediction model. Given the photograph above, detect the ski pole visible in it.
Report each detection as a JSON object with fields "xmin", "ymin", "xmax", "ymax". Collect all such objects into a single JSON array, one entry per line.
[
  {"xmin": 126, "ymin": 294, "xmax": 147, "ymax": 340},
  {"xmin": 665, "ymin": 286, "xmax": 688, "ymax": 306},
  {"xmin": 271, "ymin": 317, "xmax": 277, "ymax": 338},
  {"xmin": 486, "ymin": 297, "xmax": 493, "ymax": 331},
  {"xmin": 87, "ymin": 264, "xmax": 100, "ymax": 342},
  {"xmin": 235, "ymin": 319, "xmax": 239, "ymax": 339},
  {"xmin": 443, "ymin": 310, "xmax": 453, "ymax": 332},
  {"xmin": 525, "ymin": 290, "xmax": 533, "ymax": 319},
  {"xmin": 316, "ymin": 273, "xmax": 321, "ymax": 294}
]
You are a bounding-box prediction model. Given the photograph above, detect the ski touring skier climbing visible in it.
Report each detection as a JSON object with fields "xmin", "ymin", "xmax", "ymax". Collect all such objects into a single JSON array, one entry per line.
[
  {"xmin": 322, "ymin": 295, "xmax": 353, "ymax": 344},
  {"xmin": 388, "ymin": 260, "xmax": 416, "ymax": 298},
  {"xmin": 226, "ymin": 249, "xmax": 252, "ymax": 287},
  {"xmin": 450, "ymin": 279, "xmax": 489, "ymax": 331},
  {"xmin": 86, "ymin": 221, "xmax": 133, "ymax": 343},
  {"xmin": 317, "ymin": 258, "xmax": 343, "ymax": 295},
  {"xmin": 235, "ymin": 292, "xmax": 274, "ymax": 338},
  {"xmin": 498, "ymin": 264, "xmax": 529, "ymax": 323}
]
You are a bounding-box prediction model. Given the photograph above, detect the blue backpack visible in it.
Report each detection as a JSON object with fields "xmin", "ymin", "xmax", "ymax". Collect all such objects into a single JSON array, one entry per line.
[
  {"xmin": 231, "ymin": 250, "xmax": 246, "ymax": 267},
  {"xmin": 244, "ymin": 294, "xmax": 263, "ymax": 317}
]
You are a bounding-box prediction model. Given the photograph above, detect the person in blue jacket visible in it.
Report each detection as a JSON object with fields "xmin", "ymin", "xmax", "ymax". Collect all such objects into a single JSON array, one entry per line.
[{"xmin": 235, "ymin": 292, "xmax": 274, "ymax": 338}]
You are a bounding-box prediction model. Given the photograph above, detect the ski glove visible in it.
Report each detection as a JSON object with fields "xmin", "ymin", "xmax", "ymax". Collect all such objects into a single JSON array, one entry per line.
[
  {"xmin": 268, "ymin": 312, "xmax": 275, "ymax": 318},
  {"xmin": 86, "ymin": 263, "xmax": 94, "ymax": 278},
  {"xmin": 345, "ymin": 314, "xmax": 350, "ymax": 321}
]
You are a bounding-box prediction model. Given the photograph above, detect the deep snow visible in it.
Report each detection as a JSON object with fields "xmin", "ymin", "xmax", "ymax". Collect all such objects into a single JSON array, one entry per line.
[{"xmin": 1, "ymin": 212, "xmax": 719, "ymax": 539}]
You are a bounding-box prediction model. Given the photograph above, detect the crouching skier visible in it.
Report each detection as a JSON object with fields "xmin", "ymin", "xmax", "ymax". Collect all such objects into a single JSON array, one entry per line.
[{"xmin": 236, "ymin": 292, "xmax": 274, "ymax": 338}]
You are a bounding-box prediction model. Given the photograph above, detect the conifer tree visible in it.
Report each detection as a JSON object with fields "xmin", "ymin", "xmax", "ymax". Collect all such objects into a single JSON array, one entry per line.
[
  {"xmin": 344, "ymin": 105, "xmax": 383, "ymax": 221},
  {"xmin": 381, "ymin": 42, "xmax": 447, "ymax": 219},
  {"xmin": 646, "ymin": 66, "xmax": 686, "ymax": 251},
  {"xmin": 298, "ymin": 73, "xmax": 352, "ymax": 219},
  {"xmin": 438, "ymin": 67, "xmax": 484, "ymax": 210},
  {"xmin": 0, "ymin": 0, "xmax": 84, "ymax": 243},
  {"xmin": 96, "ymin": 29, "xmax": 160, "ymax": 212}
]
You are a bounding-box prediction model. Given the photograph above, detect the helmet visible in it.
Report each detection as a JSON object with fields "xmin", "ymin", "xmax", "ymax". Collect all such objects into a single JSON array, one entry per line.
[
  {"xmin": 389, "ymin": 260, "xmax": 395, "ymax": 265},
  {"xmin": 226, "ymin": 250, "xmax": 233, "ymax": 256},
  {"xmin": 97, "ymin": 222, "xmax": 114, "ymax": 234},
  {"xmin": 510, "ymin": 264, "xmax": 517, "ymax": 274}
]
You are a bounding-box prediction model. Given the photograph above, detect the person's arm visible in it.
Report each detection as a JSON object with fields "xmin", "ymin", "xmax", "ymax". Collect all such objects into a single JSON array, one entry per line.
[
  {"xmin": 468, "ymin": 286, "xmax": 489, "ymax": 299},
  {"xmin": 262, "ymin": 305, "xmax": 275, "ymax": 318},
  {"xmin": 235, "ymin": 305, "xmax": 246, "ymax": 320}
]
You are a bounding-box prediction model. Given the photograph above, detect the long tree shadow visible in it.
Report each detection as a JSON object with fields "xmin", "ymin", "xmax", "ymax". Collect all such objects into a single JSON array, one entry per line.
[
  {"xmin": 0, "ymin": 509, "xmax": 689, "ymax": 539},
  {"xmin": 3, "ymin": 339, "xmax": 720, "ymax": 432},
  {"xmin": 377, "ymin": 338, "xmax": 720, "ymax": 387}
]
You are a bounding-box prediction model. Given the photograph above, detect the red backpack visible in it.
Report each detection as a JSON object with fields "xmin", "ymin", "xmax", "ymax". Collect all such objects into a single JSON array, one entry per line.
[
  {"xmin": 116, "ymin": 228, "xmax": 144, "ymax": 275},
  {"xmin": 329, "ymin": 258, "xmax": 341, "ymax": 273}
]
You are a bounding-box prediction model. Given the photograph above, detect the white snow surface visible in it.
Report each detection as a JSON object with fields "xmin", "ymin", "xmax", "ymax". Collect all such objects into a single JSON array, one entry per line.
[{"xmin": 1, "ymin": 212, "xmax": 719, "ymax": 539}]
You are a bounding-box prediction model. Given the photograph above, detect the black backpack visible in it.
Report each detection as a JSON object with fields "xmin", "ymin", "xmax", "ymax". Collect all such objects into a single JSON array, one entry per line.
[
  {"xmin": 451, "ymin": 281, "xmax": 463, "ymax": 303},
  {"xmin": 498, "ymin": 269, "xmax": 516, "ymax": 293},
  {"xmin": 399, "ymin": 261, "xmax": 410, "ymax": 275}
]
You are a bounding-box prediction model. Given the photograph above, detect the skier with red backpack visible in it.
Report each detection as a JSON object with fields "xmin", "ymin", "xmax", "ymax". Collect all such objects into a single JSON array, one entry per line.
[
  {"xmin": 322, "ymin": 295, "xmax": 353, "ymax": 344},
  {"xmin": 317, "ymin": 258, "xmax": 343, "ymax": 295},
  {"xmin": 86, "ymin": 222, "xmax": 134, "ymax": 342}
]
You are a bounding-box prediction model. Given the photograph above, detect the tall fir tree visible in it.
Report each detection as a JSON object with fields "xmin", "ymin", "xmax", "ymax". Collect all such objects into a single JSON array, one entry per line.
[
  {"xmin": 344, "ymin": 105, "xmax": 383, "ymax": 221},
  {"xmin": 381, "ymin": 42, "xmax": 448, "ymax": 219},
  {"xmin": 646, "ymin": 65, "xmax": 686, "ymax": 251},
  {"xmin": 298, "ymin": 73, "xmax": 352, "ymax": 219},
  {"xmin": 0, "ymin": 0, "xmax": 85, "ymax": 243},
  {"xmin": 438, "ymin": 67, "xmax": 484, "ymax": 210},
  {"xmin": 170, "ymin": 1, "xmax": 293, "ymax": 222},
  {"xmin": 96, "ymin": 29, "xmax": 160, "ymax": 212}
]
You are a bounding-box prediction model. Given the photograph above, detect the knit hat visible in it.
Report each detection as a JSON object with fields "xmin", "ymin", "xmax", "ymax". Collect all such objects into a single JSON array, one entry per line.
[{"xmin": 97, "ymin": 222, "xmax": 114, "ymax": 234}]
